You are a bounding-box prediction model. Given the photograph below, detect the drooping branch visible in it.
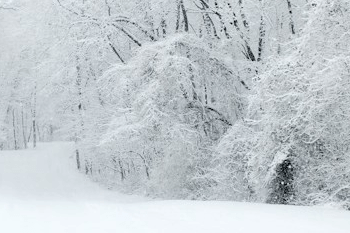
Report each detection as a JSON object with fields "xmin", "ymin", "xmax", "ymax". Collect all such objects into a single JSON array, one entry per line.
[
  {"xmin": 114, "ymin": 18, "xmax": 156, "ymax": 41},
  {"xmin": 209, "ymin": 57, "xmax": 251, "ymax": 91},
  {"xmin": 187, "ymin": 102, "xmax": 233, "ymax": 127},
  {"xmin": 56, "ymin": 0, "xmax": 153, "ymax": 48},
  {"xmin": 111, "ymin": 24, "xmax": 142, "ymax": 47},
  {"xmin": 107, "ymin": 35, "xmax": 125, "ymax": 64},
  {"xmin": 56, "ymin": 0, "xmax": 80, "ymax": 16}
]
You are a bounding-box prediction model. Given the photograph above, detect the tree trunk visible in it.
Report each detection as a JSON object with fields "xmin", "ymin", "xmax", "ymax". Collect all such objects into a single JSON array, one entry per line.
[
  {"xmin": 75, "ymin": 146, "xmax": 81, "ymax": 170},
  {"xmin": 21, "ymin": 104, "xmax": 27, "ymax": 149},
  {"xmin": 75, "ymin": 54, "xmax": 85, "ymax": 170},
  {"xmin": 32, "ymin": 84, "xmax": 37, "ymax": 148},
  {"xmin": 12, "ymin": 109, "xmax": 18, "ymax": 150},
  {"xmin": 176, "ymin": 0, "xmax": 189, "ymax": 32},
  {"xmin": 257, "ymin": 4, "xmax": 266, "ymax": 62},
  {"xmin": 238, "ymin": 0, "xmax": 249, "ymax": 31},
  {"xmin": 286, "ymin": 0, "xmax": 296, "ymax": 35},
  {"xmin": 118, "ymin": 159, "xmax": 125, "ymax": 181}
]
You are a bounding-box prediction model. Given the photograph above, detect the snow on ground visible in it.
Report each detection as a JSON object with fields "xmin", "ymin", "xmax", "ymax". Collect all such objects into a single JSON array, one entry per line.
[{"xmin": 0, "ymin": 142, "xmax": 349, "ymax": 233}]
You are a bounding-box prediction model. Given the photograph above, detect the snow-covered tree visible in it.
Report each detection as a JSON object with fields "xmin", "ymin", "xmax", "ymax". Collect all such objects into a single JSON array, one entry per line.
[
  {"xmin": 250, "ymin": 0, "xmax": 350, "ymax": 208},
  {"xmin": 96, "ymin": 34, "xmax": 249, "ymax": 197}
]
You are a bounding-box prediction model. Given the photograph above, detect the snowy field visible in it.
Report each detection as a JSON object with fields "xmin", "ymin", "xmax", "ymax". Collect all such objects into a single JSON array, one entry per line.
[{"xmin": 0, "ymin": 142, "xmax": 349, "ymax": 233}]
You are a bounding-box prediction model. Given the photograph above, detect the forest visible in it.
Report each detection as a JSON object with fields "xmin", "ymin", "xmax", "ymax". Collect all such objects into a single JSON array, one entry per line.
[{"xmin": 1, "ymin": 0, "xmax": 350, "ymax": 209}]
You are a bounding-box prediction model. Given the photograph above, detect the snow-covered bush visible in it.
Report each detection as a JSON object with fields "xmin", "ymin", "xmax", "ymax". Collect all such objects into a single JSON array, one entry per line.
[
  {"xmin": 206, "ymin": 121, "xmax": 257, "ymax": 201},
  {"xmin": 99, "ymin": 34, "xmax": 248, "ymax": 198},
  {"xmin": 250, "ymin": 0, "xmax": 350, "ymax": 206}
]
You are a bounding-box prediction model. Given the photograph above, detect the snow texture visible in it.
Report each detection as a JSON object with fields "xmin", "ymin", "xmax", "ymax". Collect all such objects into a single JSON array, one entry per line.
[{"xmin": 0, "ymin": 142, "xmax": 349, "ymax": 233}]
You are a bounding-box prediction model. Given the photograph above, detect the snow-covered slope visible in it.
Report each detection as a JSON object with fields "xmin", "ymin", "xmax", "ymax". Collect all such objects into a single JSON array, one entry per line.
[{"xmin": 0, "ymin": 142, "xmax": 349, "ymax": 233}]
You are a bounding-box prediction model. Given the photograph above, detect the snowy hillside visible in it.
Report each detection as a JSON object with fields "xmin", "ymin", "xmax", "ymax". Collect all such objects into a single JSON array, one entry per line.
[{"xmin": 0, "ymin": 142, "xmax": 349, "ymax": 233}]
